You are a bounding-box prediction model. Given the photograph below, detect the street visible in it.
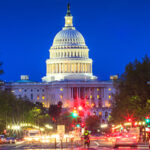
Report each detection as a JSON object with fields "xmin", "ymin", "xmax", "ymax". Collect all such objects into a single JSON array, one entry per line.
[{"xmin": 0, "ymin": 141, "xmax": 149, "ymax": 150}]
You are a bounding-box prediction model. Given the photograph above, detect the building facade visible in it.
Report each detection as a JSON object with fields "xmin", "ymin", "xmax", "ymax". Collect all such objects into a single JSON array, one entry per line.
[{"xmin": 3, "ymin": 4, "xmax": 115, "ymax": 123}]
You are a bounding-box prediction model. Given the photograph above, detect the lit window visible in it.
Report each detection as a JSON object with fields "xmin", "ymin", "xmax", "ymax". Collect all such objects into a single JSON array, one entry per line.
[
  {"xmin": 86, "ymin": 101, "xmax": 89, "ymax": 105},
  {"xmin": 42, "ymin": 96, "xmax": 45, "ymax": 100},
  {"xmin": 19, "ymin": 89, "xmax": 22, "ymax": 92},
  {"xmin": 109, "ymin": 95, "xmax": 111, "ymax": 99},
  {"xmin": 60, "ymin": 95, "xmax": 63, "ymax": 99},
  {"xmin": 97, "ymin": 88, "xmax": 99, "ymax": 91},
  {"xmin": 105, "ymin": 100, "xmax": 111, "ymax": 107},
  {"xmin": 91, "ymin": 103, "xmax": 96, "ymax": 107},
  {"xmin": 90, "ymin": 95, "xmax": 92, "ymax": 99},
  {"xmin": 97, "ymin": 95, "xmax": 100, "ymax": 99},
  {"xmin": 37, "ymin": 96, "xmax": 39, "ymax": 100},
  {"xmin": 60, "ymin": 88, "xmax": 63, "ymax": 91},
  {"xmin": 108, "ymin": 88, "xmax": 111, "ymax": 91},
  {"xmin": 99, "ymin": 112, "xmax": 102, "ymax": 116}
]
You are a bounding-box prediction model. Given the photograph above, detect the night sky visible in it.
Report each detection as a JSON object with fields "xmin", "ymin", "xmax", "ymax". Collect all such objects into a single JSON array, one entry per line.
[{"xmin": 0, "ymin": 0, "xmax": 150, "ymax": 82}]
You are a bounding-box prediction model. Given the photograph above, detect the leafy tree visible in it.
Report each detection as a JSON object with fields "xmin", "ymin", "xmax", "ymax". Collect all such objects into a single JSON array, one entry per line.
[
  {"xmin": 85, "ymin": 115, "xmax": 100, "ymax": 132},
  {"xmin": 0, "ymin": 90, "xmax": 35, "ymax": 133},
  {"xmin": 111, "ymin": 55, "xmax": 150, "ymax": 123},
  {"xmin": 26, "ymin": 106, "xmax": 51, "ymax": 126},
  {"xmin": 57, "ymin": 111, "xmax": 73, "ymax": 132},
  {"xmin": 48, "ymin": 101, "xmax": 62, "ymax": 122}
]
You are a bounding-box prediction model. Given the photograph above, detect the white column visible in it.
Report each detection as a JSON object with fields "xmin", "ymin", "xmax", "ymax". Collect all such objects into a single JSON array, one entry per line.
[{"xmin": 63, "ymin": 64, "xmax": 65, "ymax": 73}]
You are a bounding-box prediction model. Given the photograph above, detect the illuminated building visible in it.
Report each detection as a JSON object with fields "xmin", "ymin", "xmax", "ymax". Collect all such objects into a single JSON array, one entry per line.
[
  {"xmin": 3, "ymin": 4, "xmax": 116, "ymax": 123},
  {"xmin": 42, "ymin": 4, "xmax": 96, "ymax": 82}
]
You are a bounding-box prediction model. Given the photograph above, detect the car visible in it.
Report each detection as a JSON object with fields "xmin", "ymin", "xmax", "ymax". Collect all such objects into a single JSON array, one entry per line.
[
  {"xmin": 6, "ymin": 137, "xmax": 16, "ymax": 144},
  {"xmin": 114, "ymin": 133, "xmax": 138, "ymax": 148},
  {"xmin": 0, "ymin": 135, "xmax": 6, "ymax": 144}
]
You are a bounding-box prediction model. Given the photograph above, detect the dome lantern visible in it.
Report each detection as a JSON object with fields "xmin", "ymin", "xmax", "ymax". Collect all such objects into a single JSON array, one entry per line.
[{"xmin": 65, "ymin": 3, "xmax": 73, "ymax": 27}]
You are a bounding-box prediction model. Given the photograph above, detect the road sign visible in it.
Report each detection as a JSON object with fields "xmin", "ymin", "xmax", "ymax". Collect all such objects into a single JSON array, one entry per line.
[{"xmin": 57, "ymin": 125, "xmax": 65, "ymax": 134}]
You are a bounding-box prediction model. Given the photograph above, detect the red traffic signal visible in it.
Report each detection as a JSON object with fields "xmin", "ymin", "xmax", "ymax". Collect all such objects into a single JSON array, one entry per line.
[
  {"xmin": 80, "ymin": 123, "xmax": 85, "ymax": 128},
  {"xmin": 128, "ymin": 118, "xmax": 132, "ymax": 122},
  {"xmin": 146, "ymin": 116, "xmax": 149, "ymax": 119}
]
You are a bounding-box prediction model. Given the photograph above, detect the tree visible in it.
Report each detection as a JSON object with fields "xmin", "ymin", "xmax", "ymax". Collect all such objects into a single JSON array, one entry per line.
[
  {"xmin": 111, "ymin": 55, "xmax": 150, "ymax": 123},
  {"xmin": 57, "ymin": 111, "xmax": 73, "ymax": 132},
  {"xmin": 0, "ymin": 90, "xmax": 35, "ymax": 133},
  {"xmin": 48, "ymin": 101, "xmax": 62, "ymax": 123},
  {"xmin": 85, "ymin": 115, "xmax": 100, "ymax": 132}
]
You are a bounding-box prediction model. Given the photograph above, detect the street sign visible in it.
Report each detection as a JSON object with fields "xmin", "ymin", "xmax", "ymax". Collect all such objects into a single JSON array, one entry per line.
[{"xmin": 57, "ymin": 125, "xmax": 65, "ymax": 134}]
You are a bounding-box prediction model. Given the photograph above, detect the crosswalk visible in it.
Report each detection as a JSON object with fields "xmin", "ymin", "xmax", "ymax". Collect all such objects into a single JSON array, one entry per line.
[{"xmin": 0, "ymin": 141, "xmax": 149, "ymax": 150}]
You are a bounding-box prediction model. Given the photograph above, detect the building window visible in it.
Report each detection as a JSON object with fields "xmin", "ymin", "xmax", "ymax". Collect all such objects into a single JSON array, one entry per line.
[
  {"xmin": 90, "ymin": 95, "xmax": 92, "ymax": 99},
  {"xmin": 97, "ymin": 88, "xmax": 99, "ymax": 91},
  {"xmin": 31, "ymin": 94, "xmax": 33, "ymax": 100},
  {"xmin": 60, "ymin": 94, "xmax": 63, "ymax": 99},
  {"xmin": 31, "ymin": 89, "xmax": 33, "ymax": 92},
  {"xmin": 97, "ymin": 95, "xmax": 100, "ymax": 99},
  {"xmin": 37, "ymin": 89, "xmax": 39, "ymax": 92},
  {"xmin": 24, "ymin": 89, "xmax": 27, "ymax": 92},
  {"xmin": 19, "ymin": 89, "xmax": 22, "ymax": 92},
  {"xmin": 37, "ymin": 95, "xmax": 39, "ymax": 100},
  {"xmin": 42, "ymin": 89, "xmax": 44, "ymax": 92},
  {"xmin": 109, "ymin": 95, "xmax": 111, "ymax": 99},
  {"xmin": 42, "ymin": 96, "xmax": 45, "ymax": 100},
  {"xmin": 108, "ymin": 88, "xmax": 111, "ymax": 91},
  {"xmin": 60, "ymin": 88, "xmax": 63, "ymax": 91},
  {"xmin": 91, "ymin": 102, "xmax": 96, "ymax": 108},
  {"xmin": 99, "ymin": 112, "xmax": 102, "ymax": 116}
]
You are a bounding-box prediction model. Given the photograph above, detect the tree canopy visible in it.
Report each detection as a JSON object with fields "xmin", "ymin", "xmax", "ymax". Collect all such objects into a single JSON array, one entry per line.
[
  {"xmin": 85, "ymin": 115, "xmax": 100, "ymax": 132},
  {"xmin": 111, "ymin": 55, "xmax": 150, "ymax": 123}
]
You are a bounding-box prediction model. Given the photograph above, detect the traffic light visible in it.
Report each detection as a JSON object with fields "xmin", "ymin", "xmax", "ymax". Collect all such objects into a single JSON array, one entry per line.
[
  {"xmin": 127, "ymin": 118, "xmax": 132, "ymax": 122},
  {"xmin": 80, "ymin": 122, "xmax": 85, "ymax": 128},
  {"xmin": 71, "ymin": 108, "xmax": 78, "ymax": 118},
  {"xmin": 76, "ymin": 124, "xmax": 80, "ymax": 128},
  {"xmin": 145, "ymin": 116, "xmax": 150, "ymax": 124},
  {"xmin": 72, "ymin": 112, "xmax": 78, "ymax": 118}
]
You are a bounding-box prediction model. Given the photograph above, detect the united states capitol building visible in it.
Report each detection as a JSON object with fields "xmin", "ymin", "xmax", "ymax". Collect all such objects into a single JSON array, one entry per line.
[{"xmin": 3, "ymin": 4, "xmax": 116, "ymax": 123}]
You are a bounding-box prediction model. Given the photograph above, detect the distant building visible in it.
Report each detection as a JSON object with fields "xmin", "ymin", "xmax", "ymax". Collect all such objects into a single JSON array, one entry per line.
[{"xmin": 3, "ymin": 4, "xmax": 116, "ymax": 123}]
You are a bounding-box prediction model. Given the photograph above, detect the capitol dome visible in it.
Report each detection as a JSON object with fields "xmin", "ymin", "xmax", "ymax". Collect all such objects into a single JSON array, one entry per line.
[
  {"xmin": 42, "ymin": 3, "xmax": 97, "ymax": 82},
  {"xmin": 52, "ymin": 28, "xmax": 86, "ymax": 47}
]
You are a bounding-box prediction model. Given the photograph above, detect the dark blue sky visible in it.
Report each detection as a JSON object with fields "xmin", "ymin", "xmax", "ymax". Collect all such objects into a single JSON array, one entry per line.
[{"xmin": 0, "ymin": 0, "xmax": 150, "ymax": 82}]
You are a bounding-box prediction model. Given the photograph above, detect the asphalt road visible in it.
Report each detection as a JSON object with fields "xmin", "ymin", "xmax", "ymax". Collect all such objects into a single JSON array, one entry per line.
[{"xmin": 0, "ymin": 141, "xmax": 149, "ymax": 150}]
